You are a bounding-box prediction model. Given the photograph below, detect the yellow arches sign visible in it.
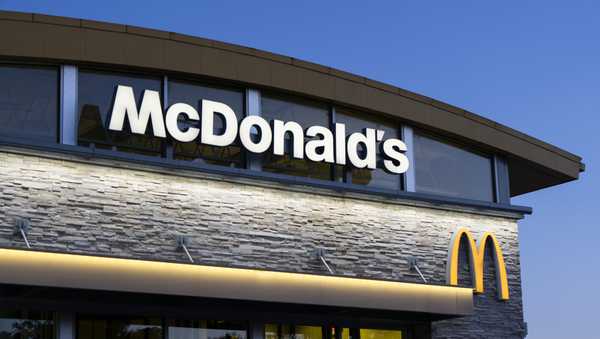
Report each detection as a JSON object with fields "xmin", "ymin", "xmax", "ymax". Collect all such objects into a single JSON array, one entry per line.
[{"xmin": 446, "ymin": 228, "xmax": 510, "ymax": 300}]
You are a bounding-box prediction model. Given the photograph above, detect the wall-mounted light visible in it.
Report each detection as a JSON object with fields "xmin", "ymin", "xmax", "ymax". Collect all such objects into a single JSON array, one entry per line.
[
  {"xmin": 176, "ymin": 234, "xmax": 194, "ymax": 263},
  {"xmin": 408, "ymin": 256, "xmax": 427, "ymax": 283},
  {"xmin": 314, "ymin": 247, "xmax": 335, "ymax": 275},
  {"xmin": 14, "ymin": 218, "xmax": 31, "ymax": 249}
]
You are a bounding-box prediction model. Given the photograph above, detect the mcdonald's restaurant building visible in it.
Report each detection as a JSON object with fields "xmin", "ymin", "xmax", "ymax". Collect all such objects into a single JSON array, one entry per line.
[{"xmin": 0, "ymin": 10, "xmax": 585, "ymax": 339}]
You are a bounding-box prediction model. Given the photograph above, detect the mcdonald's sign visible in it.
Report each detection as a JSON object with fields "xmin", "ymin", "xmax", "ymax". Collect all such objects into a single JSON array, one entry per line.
[{"xmin": 446, "ymin": 228, "xmax": 510, "ymax": 300}]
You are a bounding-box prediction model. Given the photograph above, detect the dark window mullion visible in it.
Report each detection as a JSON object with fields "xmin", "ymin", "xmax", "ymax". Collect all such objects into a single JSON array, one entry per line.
[
  {"xmin": 329, "ymin": 105, "xmax": 336, "ymax": 181},
  {"xmin": 163, "ymin": 75, "xmax": 174, "ymax": 160}
]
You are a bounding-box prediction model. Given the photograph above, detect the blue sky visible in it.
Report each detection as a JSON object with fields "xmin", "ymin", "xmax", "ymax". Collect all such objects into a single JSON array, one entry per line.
[{"xmin": 1, "ymin": 1, "xmax": 597, "ymax": 338}]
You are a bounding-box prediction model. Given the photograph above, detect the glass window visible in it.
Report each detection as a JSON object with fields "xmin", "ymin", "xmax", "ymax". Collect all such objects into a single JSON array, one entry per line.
[
  {"xmin": 77, "ymin": 70, "xmax": 164, "ymax": 156},
  {"xmin": 261, "ymin": 94, "xmax": 331, "ymax": 180},
  {"xmin": 264, "ymin": 324, "xmax": 279, "ymax": 339},
  {"xmin": 293, "ymin": 326, "xmax": 322, "ymax": 339},
  {"xmin": 265, "ymin": 324, "xmax": 322, "ymax": 339},
  {"xmin": 77, "ymin": 315, "xmax": 162, "ymax": 339},
  {"xmin": 168, "ymin": 80, "xmax": 245, "ymax": 168},
  {"xmin": 168, "ymin": 320, "xmax": 247, "ymax": 339},
  {"xmin": 335, "ymin": 109, "xmax": 402, "ymax": 190},
  {"xmin": 328, "ymin": 327, "xmax": 350, "ymax": 339},
  {"xmin": 359, "ymin": 329, "xmax": 401, "ymax": 339},
  {"xmin": 0, "ymin": 310, "xmax": 55, "ymax": 339},
  {"xmin": 414, "ymin": 133, "xmax": 494, "ymax": 201},
  {"xmin": 0, "ymin": 65, "xmax": 58, "ymax": 144}
]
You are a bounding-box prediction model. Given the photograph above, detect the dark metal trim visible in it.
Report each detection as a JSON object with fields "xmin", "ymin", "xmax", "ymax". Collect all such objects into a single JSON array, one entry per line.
[{"xmin": 494, "ymin": 155, "xmax": 511, "ymax": 204}]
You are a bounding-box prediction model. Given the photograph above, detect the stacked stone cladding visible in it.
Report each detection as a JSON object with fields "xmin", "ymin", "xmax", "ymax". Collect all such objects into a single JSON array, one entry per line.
[{"xmin": 0, "ymin": 151, "xmax": 525, "ymax": 338}]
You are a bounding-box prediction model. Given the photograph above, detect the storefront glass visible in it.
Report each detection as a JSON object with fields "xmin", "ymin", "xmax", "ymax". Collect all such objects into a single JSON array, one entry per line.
[
  {"xmin": 77, "ymin": 316, "xmax": 162, "ymax": 339},
  {"xmin": 265, "ymin": 324, "xmax": 322, "ymax": 339},
  {"xmin": 359, "ymin": 329, "xmax": 401, "ymax": 339},
  {"xmin": 266, "ymin": 325, "xmax": 402, "ymax": 339},
  {"xmin": 167, "ymin": 320, "xmax": 247, "ymax": 339},
  {"xmin": 0, "ymin": 310, "xmax": 55, "ymax": 339},
  {"xmin": 0, "ymin": 310, "xmax": 410, "ymax": 339}
]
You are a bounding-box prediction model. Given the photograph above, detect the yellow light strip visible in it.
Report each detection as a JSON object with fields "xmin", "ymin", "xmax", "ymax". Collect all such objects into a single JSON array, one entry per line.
[{"xmin": 0, "ymin": 248, "xmax": 473, "ymax": 316}]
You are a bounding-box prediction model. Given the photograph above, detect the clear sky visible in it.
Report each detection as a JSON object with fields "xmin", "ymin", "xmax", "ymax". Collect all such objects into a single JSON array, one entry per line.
[{"xmin": 1, "ymin": 1, "xmax": 597, "ymax": 338}]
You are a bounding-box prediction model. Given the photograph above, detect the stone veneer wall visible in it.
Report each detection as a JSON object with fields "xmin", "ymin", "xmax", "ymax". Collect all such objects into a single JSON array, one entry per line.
[{"xmin": 0, "ymin": 151, "xmax": 525, "ymax": 338}]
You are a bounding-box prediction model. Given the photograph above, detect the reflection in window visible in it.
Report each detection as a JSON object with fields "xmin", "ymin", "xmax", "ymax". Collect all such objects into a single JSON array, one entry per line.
[
  {"xmin": 293, "ymin": 326, "xmax": 322, "ymax": 339},
  {"xmin": 0, "ymin": 310, "xmax": 54, "ymax": 339},
  {"xmin": 261, "ymin": 94, "xmax": 332, "ymax": 180},
  {"xmin": 264, "ymin": 324, "xmax": 278, "ymax": 339},
  {"xmin": 77, "ymin": 316, "xmax": 161, "ymax": 339},
  {"xmin": 265, "ymin": 324, "xmax": 322, "ymax": 339},
  {"xmin": 0, "ymin": 65, "xmax": 58, "ymax": 144},
  {"xmin": 168, "ymin": 320, "xmax": 247, "ymax": 339},
  {"xmin": 328, "ymin": 327, "xmax": 350, "ymax": 339},
  {"xmin": 414, "ymin": 133, "xmax": 494, "ymax": 201},
  {"xmin": 335, "ymin": 109, "xmax": 401, "ymax": 190},
  {"xmin": 77, "ymin": 70, "xmax": 164, "ymax": 156},
  {"xmin": 359, "ymin": 329, "xmax": 401, "ymax": 339},
  {"xmin": 168, "ymin": 80, "xmax": 245, "ymax": 168}
]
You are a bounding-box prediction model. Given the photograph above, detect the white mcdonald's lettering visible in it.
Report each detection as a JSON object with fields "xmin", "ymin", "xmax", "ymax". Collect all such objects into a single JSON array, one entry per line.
[
  {"xmin": 108, "ymin": 85, "xmax": 410, "ymax": 174},
  {"xmin": 108, "ymin": 85, "xmax": 166, "ymax": 138}
]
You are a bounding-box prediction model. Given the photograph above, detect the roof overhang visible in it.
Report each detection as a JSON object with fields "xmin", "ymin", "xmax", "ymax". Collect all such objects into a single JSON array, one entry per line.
[
  {"xmin": 0, "ymin": 248, "xmax": 473, "ymax": 317},
  {"xmin": 0, "ymin": 10, "xmax": 584, "ymax": 195}
]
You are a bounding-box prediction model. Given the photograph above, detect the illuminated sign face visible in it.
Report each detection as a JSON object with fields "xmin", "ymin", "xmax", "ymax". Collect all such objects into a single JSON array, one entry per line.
[
  {"xmin": 108, "ymin": 85, "xmax": 410, "ymax": 174},
  {"xmin": 446, "ymin": 228, "xmax": 510, "ymax": 300}
]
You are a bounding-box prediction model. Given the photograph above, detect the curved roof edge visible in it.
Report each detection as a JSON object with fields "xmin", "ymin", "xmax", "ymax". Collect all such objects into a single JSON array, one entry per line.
[{"xmin": 0, "ymin": 10, "xmax": 585, "ymax": 196}]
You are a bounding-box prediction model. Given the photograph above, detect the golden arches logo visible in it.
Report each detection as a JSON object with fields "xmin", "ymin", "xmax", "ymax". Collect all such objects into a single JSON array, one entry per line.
[{"xmin": 446, "ymin": 228, "xmax": 510, "ymax": 300}]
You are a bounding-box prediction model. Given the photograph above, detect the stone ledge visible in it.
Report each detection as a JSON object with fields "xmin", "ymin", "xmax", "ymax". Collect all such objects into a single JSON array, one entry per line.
[{"xmin": 0, "ymin": 145, "xmax": 526, "ymax": 220}]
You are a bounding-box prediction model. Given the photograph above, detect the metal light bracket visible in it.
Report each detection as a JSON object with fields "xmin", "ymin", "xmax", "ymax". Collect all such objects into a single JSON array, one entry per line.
[
  {"xmin": 408, "ymin": 256, "xmax": 428, "ymax": 283},
  {"xmin": 314, "ymin": 247, "xmax": 335, "ymax": 275},
  {"xmin": 15, "ymin": 218, "xmax": 31, "ymax": 249},
  {"xmin": 176, "ymin": 235, "xmax": 194, "ymax": 263}
]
